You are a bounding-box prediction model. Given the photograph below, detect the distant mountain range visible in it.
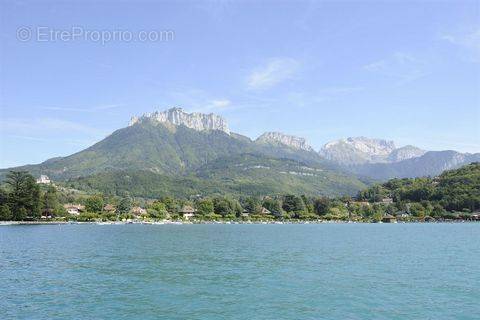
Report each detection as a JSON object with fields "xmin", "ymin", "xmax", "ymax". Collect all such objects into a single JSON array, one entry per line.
[
  {"xmin": 1, "ymin": 107, "xmax": 478, "ymax": 197},
  {"xmin": 320, "ymin": 137, "xmax": 426, "ymax": 165},
  {"xmin": 319, "ymin": 136, "xmax": 480, "ymax": 180}
]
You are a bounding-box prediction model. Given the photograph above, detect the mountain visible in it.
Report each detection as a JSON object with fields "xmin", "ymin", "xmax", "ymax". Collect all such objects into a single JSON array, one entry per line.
[
  {"xmin": 1, "ymin": 108, "xmax": 366, "ymax": 197},
  {"xmin": 255, "ymin": 132, "xmax": 313, "ymax": 151},
  {"xmin": 320, "ymin": 136, "xmax": 477, "ymax": 180},
  {"xmin": 2, "ymin": 108, "xmax": 477, "ymax": 195},
  {"xmin": 9, "ymin": 120, "xmax": 248, "ymax": 179},
  {"xmin": 68, "ymin": 154, "xmax": 365, "ymax": 198},
  {"xmin": 352, "ymin": 150, "xmax": 480, "ymax": 180},
  {"xmin": 387, "ymin": 145, "xmax": 426, "ymax": 162},
  {"xmin": 129, "ymin": 107, "xmax": 230, "ymax": 134},
  {"xmin": 320, "ymin": 137, "xmax": 397, "ymax": 165},
  {"xmin": 358, "ymin": 162, "xmax": 480, "ymax": 213}
]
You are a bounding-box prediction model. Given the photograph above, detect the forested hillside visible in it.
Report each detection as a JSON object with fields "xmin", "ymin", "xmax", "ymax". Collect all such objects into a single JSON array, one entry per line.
[{"xmin": 358, "ymin": 162, "xmax": 480, "ymax": 213}]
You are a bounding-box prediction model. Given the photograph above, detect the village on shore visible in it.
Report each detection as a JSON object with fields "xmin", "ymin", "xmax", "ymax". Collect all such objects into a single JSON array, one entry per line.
[{"xmin": 2, "ymin": 165, "xmax": 479, "ymax": 225}]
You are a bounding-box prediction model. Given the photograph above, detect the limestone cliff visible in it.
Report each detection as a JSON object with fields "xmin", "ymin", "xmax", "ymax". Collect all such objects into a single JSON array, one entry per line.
[
  {"xmin": 256, "ymin": 132, "xmax": 313, "ymax": 151},
  {"xmin": 129, "ymin": 107, "xmax": 230, "ymax": 134}
]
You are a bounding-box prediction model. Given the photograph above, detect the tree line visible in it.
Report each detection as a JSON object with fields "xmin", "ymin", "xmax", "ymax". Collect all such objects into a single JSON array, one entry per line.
[{"xmin": 1, "ymin": 163, "xmax": 479, "ymax": 221}]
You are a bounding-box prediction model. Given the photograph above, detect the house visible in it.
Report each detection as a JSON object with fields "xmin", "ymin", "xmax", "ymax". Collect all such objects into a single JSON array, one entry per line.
[
  {"xmin": 260, "ymin": 207, "xmax": 271, "ymax": 215},
  {"xmin": 241, "ymin": 210, "xmax": 250, "ymax": 217},
  {"xmin": 36, "ymin": 175, "xmax": 51, "ymax": 184},
  {"xmin": 103, "ymin": 204, "xmax": 116, "ymax": 213},
  {"xmin": 381, "ymin": 214, "xmax": 397, "ymax": 223},
  {"xmin": 381, "ymin": 197, "xmax": 394, "ymax": 204},
  {"xmin": 64, "ymin": 204, "xmax": 85, "ymax": 216},
  {"xmin": 354, "ymin": 201, "xmax": 371, "ymax": 206},
  {"xmin": 424, "ymin": 216, "xmax": 436, "ymax": 222},
  {"xmin": 395, "ymin": 211, "xmax": 410, "ymax": 219},
  {"xmin": 179, "ymin": 205, "xmax": 196, "ymax": 220},
  {"xmin": 131, "ymin": 206, "xmax": 147, "ymax": 217}
]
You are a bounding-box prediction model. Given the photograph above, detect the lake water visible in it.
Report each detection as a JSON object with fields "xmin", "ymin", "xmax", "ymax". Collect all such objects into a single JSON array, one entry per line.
[{"xmin": 1, "ymin": 224, "xmax": 479, "ymax": 319}]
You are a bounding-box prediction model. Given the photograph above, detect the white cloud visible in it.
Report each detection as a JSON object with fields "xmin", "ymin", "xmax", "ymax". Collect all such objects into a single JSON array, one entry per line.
[
  {"xmin": 247, "ymin": 57, "xmax": 300, "ymax": 89},
  {"xmin": 163, "ymin": 88, "xmax": 233, "ymax": 113},
  {"xmin": 442, "ymin": 28, "xmax": 480, "ymax": 63},
  {"xmin": 284, "ymin": 86, "xmax": 364, "ymax": 108},
  {"xmin": 317, "ymin": 86, "xmax": 364, "ymax": 96},
  {"xmin": 4, "ymin": 134, "xmax": 95, "ymax": 146},
  {"xmin": 364, "ymin": 52, "xmax": 427, "ymax": 84},
  {"xmin": 209, "ymin": 99, "xmax": 231, "ymax": 109},
  {"xmin": 0, "ymin": 117, "xmax": 107, "ymax": 137},
  {"xmin": 40, "ymin": 104, "xmax": 124, "ymax": 112}
]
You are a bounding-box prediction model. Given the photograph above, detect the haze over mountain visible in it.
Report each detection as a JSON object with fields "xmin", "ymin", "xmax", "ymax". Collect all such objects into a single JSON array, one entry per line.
[
  {"xmin": 0, "ymin": 108, "xmax": 366, "ymax": 197},
  {"xmin": 1, "ymin": 108, "xmax": 478, "ymax": 197},
  {"xmin": 255, "ymin": 132, "xmax": 314, "ymax": 152},
  {"xmin": 319, "ymin": 136, "xmax": 479, "ymax": 180},
  {"xmin": 320, "ymin": 137, "xmax": 425, "ymax": 165}
]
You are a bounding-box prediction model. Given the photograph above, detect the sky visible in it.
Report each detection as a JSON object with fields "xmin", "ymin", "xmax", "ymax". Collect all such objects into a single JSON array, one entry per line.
[{"xmin": 0, "ymin": 0, "xmax": 479, "ymax": 168}]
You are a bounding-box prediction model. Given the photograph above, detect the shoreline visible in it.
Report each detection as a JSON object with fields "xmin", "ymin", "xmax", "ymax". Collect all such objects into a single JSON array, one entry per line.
[{"xmin": 1, "ymin": 220, "xmax": 479, "ymax": 226}]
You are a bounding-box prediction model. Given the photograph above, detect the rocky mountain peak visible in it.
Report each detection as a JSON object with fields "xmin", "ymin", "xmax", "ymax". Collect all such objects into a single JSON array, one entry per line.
[
  {"xmin": 320, "ymin": 137, "xmax": 432, "ymax": 165},
  {"xmin": 325, "ymin": 137, "xmax": 396, "ymax": 155},
  {"xmin": 388, "ymin": 145, "xmax": 426, "ymax": 162},
  {"xmin": 320, "ymin": 137, "xmax": 398, "ymax": 165},
  {"xmin": 256, "ymin": 132, "xmax": 313, "ymax": 151},
  {"xmin": 129, "ymin": 107, "xmax": 230, "ymax": 134}
]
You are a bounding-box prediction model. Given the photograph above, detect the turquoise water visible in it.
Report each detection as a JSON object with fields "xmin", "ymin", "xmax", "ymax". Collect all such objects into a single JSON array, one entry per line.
[{"xmin": 1, "ymin": 224, "xmax": 479, "ymax": 319}]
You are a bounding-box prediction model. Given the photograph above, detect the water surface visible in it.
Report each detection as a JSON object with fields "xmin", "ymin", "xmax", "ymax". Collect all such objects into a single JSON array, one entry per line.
[{"xmin": 1, "ymin": 224, "xmax": 479, "ymax": 319}]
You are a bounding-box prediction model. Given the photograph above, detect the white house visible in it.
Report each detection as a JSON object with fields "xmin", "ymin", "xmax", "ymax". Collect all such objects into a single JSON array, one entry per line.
[
  {"xmin": 260, "ymin": 207, "xmax": 271, "ymax": 215},
  {"xmin": 179, "ymin": 206, "xmax": 196, "ymax": 220},
  {"xmin": 131, "ymin": 206, "xmax": 147, "ymax": 217},
  {"xmin": 36, "ymin": 175, "xmax": 51, "ymax": 184},
  {"xmin": 64, "ymin": 204, "xmax": 85, "ymax": 215}
]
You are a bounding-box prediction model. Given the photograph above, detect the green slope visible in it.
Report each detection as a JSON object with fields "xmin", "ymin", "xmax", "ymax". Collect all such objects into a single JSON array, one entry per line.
[
  {"xmin": 65, "ymin": 154, "xmax": 366, "ymax": 198},
  {"xmin": 1, "ymin": 121, "xmax": 367, "ymax": 197}
]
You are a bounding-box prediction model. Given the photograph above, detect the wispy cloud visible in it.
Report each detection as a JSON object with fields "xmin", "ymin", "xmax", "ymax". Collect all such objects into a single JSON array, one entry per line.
[
  {"xmin": 40, "ymin": 104, "xmax": 124, "ymax": 112},
  {"xmin": 364, "ymin": 52, "xmax": 427, "ymax": 84},
  {"xmin": 208, "ymin": 99, "xmax": 231, "ymax": 109},
  {"xmin": 247, "ymin": 57, "xmax": 300, "ymax": 90},
  {"xmin": 441, "ymin": 27, "xmax": 480, "ymax": 63},
  {"xmin": 4, "ymin": 134, "xmax": 95, "ymax": 146},
  {"xmin": 161, "ymin": 88, "xmax": 233, "ymax": 113},
  {"xmin": 284, "ymin": 86, "xmax": 364, "ymax": 108},
  {"xmin": 0, "ymin": 117, "xmax": 107, "ymax": 137},
  {"xmin": 317, "ymin": 86, "xmax": 364, "ymax": 97}
]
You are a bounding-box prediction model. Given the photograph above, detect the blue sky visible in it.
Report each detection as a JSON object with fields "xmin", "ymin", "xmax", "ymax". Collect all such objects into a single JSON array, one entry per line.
[{"xmin": 0, "ymin": 0, "xmax": 479, "ymax": 168}]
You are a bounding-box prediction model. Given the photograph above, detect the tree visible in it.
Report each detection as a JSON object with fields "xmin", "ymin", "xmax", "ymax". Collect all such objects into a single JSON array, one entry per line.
[
  {"xmin": 85, "ymin": 195, "xmax": 104, "ymax": 213},
  {"xmin": 325, "ymin": 206, "xmax": 349, "ymax": 220},
  {"xmin": 148, "ymin": 200, "xmax": 168, "ymax": 219},
  {"xmin": 409, "ymin": 203, "xmax": 426, "ymax": 218},
  {"xmin": 196, "ymin": 198, "xmax": 214, "ymax": 216},
  {"xmin": 282, "ymin": 195, "xmax": 306, "ymax": 217},
  {"xmin": 262, "ymin": 197, "xmax": 282, "ymax": 216},
  {"xmin": 0, "ymin": 189, "xmax": 10, "ymax": 221},
  {"xmin": 117, "ymin": 197, "xmax": 132, "ymax": 214},
  {"xmin": 161, "ymin": 196, "xmax": 178, "ymax": 216},
  {"xmin": 42, "ymin": 185, "xmax": 59, "ymax": 217},
  {"xmin": 0, "ymin": 204, "xmax": 12, "ymax": 221},
  {"xmin": 213, "ymin": 197, "xmax": 242, "ymax": 217},
  {"xmin": 5, "ymin": 171, "xmax": 40, "ymax": 220},
  {"xmin": 241, "ymin": 197, "xmax": 261, "ymax": 213},
  {"xmin": 301, "ymin": 195, "xmax": 314, "ymax": 213},
  {"xmin": 313, "ymin": 197, "xmax": 330, "ymax": 216},
  {"xmin": 432, "ymin": 203, "xmax": 446, "ymax": 217}
]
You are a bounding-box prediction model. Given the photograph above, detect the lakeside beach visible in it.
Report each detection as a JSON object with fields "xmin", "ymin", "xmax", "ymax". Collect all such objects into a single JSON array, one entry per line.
[{"xmin": 2, "ymin": 219, "xmax": 479, "ymax": 226}]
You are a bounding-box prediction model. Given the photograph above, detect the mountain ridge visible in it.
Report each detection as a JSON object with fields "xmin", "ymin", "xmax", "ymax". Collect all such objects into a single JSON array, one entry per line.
[
  {"xmin": 129, "ymin": 107, "xmax": 231, "ymax": 134},
  {"xmin": 1, "ymin": 107, "xmax": 478, "ymax": 197},
  {"xmin": 255, "ymin": 132, "xmax": 314, "ymax": 151}
]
